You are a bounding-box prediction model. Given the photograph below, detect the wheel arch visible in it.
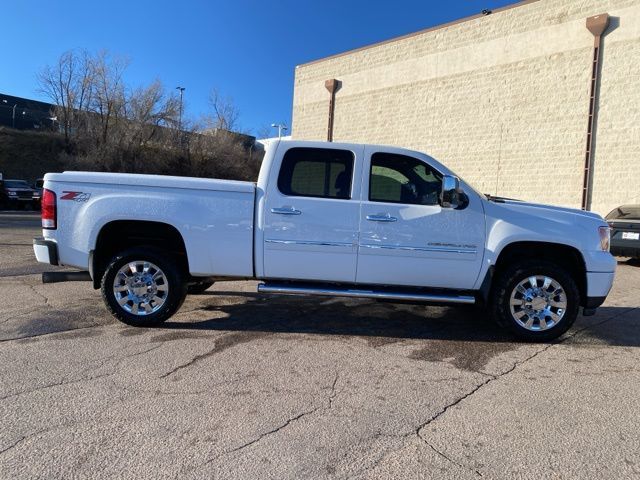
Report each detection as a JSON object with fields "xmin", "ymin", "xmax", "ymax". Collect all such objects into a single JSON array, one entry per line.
[
  {"xmin": 482, "ymin": 241, "xmax": 587, "ymax": 306},
  {"xmin": 90, "ymin": 220, "xmax": 188, "ymax": 289}
]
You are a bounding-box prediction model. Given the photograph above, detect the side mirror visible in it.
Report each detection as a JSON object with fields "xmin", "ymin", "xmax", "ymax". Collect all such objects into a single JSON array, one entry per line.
[{"xmin": 440, "ymin": 175, "xmax": 462, "ymax": 208}]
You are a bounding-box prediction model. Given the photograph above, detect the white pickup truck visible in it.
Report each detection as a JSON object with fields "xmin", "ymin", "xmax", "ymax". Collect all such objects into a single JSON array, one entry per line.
[{"xmin": 33, "ymin": 140, "xmax": 616, "ymax": 340}]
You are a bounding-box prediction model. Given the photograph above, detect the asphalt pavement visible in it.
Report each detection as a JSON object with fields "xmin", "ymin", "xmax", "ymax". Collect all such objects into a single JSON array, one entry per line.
[{"xmin": 0, "ymin": 211, "xmax": 638, "ymax": 479}]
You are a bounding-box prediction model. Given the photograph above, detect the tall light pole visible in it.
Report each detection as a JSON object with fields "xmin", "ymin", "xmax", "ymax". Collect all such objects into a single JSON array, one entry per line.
[
  {"xmin": 1, "ymin": 99, "xmax": 17, "ymax": 129},
  {"xmin": 176, "ymin": 86, "xmax": 185, "ymax": 131},
  {"xmin": 271, "ymin": 123, "xmax": 288, "ymax": 138}
]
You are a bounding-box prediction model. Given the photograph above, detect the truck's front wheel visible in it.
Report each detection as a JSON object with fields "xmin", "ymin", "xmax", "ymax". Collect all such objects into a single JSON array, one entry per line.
[
  {"xmin": 490, "ymin": 260, "xmax": 580, "ymax": 341},
  {"xmin": 101, "ymin": 247, "xmax": 187, "ymax": 327}
]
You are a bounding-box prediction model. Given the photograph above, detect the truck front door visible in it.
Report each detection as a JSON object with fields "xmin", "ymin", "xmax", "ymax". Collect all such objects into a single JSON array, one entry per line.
[
  {"xmin": 356, "ymin": 146, "xmax": 486, "ymax": 289},
  {"xmin": 262, "ymin": 145, "xmax": 363, "ymax": 282}
]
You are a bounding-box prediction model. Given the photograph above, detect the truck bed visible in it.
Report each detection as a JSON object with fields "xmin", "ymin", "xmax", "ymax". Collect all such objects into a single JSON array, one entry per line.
[
  {"xmin": 41, "ymin": 171, "xmax": 257, "ymax": 277},
  {"xmin": 45, "ymin": 171, "xmax": 255, "ymax": 194}
]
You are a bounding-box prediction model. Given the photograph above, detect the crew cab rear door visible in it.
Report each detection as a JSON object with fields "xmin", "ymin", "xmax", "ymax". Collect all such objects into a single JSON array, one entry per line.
[
  {"xmin": 262, "ymin": 144, "xmax": 364, "ymax": 282},
  {"xmin": 356, "ymin": 146, "xmax": 486, "ymax": 289}
]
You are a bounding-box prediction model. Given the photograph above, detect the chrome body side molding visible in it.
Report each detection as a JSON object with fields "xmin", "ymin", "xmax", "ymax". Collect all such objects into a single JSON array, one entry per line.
[
  {"xmin": 265, "ymin": 239, "xmax": 355, "ymax": 248},
  {"xmin": 359, "ymin": 243, "xmax": 477, "ymax": 255}
]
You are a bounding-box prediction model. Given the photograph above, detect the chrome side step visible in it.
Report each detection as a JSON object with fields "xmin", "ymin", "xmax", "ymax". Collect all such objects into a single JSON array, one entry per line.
[{"xmin": 257, "ymin": 282, "xmax": 475, "ymax": 304}]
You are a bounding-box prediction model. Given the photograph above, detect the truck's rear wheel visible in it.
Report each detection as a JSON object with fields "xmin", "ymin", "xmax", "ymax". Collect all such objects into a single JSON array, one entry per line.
[
  {"xmin": 101, "ymin": 247, "xmax": 187, "ymax": 327},
  {"xmin": 490, "ymin": 260, "xmax": 580, "ymax": 341}
]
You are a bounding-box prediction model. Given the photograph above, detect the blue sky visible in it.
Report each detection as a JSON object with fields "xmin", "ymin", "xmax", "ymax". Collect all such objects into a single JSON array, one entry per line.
[{"xmin": 1, "ymin": 0, "xmax": 517, "ymax": 136}]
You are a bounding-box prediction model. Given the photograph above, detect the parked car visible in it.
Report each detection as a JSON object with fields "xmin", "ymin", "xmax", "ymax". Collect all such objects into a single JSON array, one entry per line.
[
  {"xmin": 1, "ymin": 179, "xmax": 39, "ymax": 210},
  {"xmin": 606, "ymin": 205, "xmax": 640, "ymax": 259},
  {"xmin": 32, "ymin": 178, "xmax": 44, "ymax": 207},
  {"xmin": 32, "ymin": 140, "xmax": 616, "ymax": 341}
]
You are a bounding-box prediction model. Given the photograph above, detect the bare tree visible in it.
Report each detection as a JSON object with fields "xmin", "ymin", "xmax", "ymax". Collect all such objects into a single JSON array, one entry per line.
[
  {"xmin": 126, "ymin": 80, "xmax": 180, "ymax": 143},
  {"xmin": 37, "ymin": 49, "xmax": 94, "ymax": 143},
  {"xmin": 37, "ymin": 50, "xmax": 257, "ymax": 180},
  {"xmin": 88, "ymin": 51, "xmax": 129, "ymax": 145},
  {"xmin": 208, "ymin": 88, "xmax": 240, "ymax": 132}
]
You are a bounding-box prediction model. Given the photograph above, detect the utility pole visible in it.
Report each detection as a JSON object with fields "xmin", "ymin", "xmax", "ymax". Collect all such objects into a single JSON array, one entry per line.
[
  {"xmin": 271, "ymin": 123, "xmax": 288, "ymax": 138},
  {"xmin": 176, "ymin": 86, "xmax": 185, "ymax": 131}
]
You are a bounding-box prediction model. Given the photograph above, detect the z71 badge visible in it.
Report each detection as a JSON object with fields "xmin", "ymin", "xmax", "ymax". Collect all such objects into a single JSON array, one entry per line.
[{"xmin": 60, "ymin": 191, "xmax": 91, "ymax": 202}]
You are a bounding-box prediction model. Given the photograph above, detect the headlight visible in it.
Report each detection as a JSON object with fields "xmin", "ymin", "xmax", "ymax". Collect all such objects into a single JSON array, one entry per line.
[
  {"xmin": 599, "ymin": 226, "xmax": 610, "ymax": 252},
  {"xmin": 7, "ymin": 191, "xmax": 17, "ymax": 196}
]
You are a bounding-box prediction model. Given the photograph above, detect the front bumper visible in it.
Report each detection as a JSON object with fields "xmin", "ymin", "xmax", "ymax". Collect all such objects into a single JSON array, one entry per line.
[
  {"xmin": 586, "ymin": 271, "xmax": 615, "ymax": 298},
  {"xmin": 33, "ymin": 237, "xmax": 59, "ymax": 265},
  {"xmin": 582, "ymin": 271, "xmax": 615, "ymax": 316}
]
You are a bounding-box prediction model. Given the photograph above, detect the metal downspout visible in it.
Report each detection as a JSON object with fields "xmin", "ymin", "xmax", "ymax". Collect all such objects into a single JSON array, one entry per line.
[
  {"xmin": 582, "ymin": 13, "xmax": 610, "ymax": 210},
  {"xmin": 324, "ymin": 79, "xmax": 341, "ymax": 142}
]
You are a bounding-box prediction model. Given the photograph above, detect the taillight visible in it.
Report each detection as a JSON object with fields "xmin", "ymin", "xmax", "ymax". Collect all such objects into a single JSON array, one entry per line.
[{"xmin": 42, "ymin": 188, "xmax": 57, "ymax": 229}]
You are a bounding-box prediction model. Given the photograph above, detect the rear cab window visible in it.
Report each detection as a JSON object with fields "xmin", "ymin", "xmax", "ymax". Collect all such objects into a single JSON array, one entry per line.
[{"xmin": 278, "ymin": 147, "xmax": 354, "ymax": 199}]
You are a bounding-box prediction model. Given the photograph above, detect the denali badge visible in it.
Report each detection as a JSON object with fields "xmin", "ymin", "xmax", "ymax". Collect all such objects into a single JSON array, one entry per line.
[{"xmin": 61, "ymin": 191, "xmax": 91, "ymax": 202}]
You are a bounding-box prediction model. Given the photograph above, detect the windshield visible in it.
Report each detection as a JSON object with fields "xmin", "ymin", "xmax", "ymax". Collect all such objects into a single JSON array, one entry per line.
[
  {"xmin": 4, "ymin": 180, "xmax": 31, "ymax": 189},
  {"xmin": 606, "ymin": 205, "xmax": 640, "ymax": 221}
]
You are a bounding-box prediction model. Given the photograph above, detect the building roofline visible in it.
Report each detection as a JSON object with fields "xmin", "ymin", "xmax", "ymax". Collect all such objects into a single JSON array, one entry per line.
[{"xmin": 296, "ymin": 0, "xmax": 540, "ymax": 68}]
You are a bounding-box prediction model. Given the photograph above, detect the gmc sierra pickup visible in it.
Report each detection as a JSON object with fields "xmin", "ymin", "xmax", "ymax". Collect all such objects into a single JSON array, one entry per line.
[{"xmin": 33, "ymin": 140, "xmax": 616, "ymax": 341}]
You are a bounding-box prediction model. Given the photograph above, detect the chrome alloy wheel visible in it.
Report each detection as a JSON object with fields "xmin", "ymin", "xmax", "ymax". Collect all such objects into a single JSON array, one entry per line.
[
  {"xmin": 509, "ymin": 275, "xmax": 567, "ymax": 331},
  {"xmin": 112, "ymin": 261, "xmax": 169, "ymax": 316}
]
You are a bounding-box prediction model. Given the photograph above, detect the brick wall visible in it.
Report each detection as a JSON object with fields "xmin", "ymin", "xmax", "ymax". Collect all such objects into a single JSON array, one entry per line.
[{"xmin": 292, "ymin": 0, "xmax": 640, "ymax": 215}]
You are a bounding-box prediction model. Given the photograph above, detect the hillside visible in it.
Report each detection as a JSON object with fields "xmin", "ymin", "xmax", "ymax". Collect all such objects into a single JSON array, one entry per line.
[{"xmin": 0, "ymin": 128, "xmax": 66, "ymax": 182}]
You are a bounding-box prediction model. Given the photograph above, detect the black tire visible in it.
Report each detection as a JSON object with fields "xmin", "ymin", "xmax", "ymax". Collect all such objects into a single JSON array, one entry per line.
[
  {"xmin": 187, "ymin": 280, "xmax": 215, "ymax": 295},
  {"xmin": 490, "ymin": 260, "xmax": 580, "ymax": 341},
  {"xmin": 101, "ymin": 247, "xmax": 187, "ymax": 327}
]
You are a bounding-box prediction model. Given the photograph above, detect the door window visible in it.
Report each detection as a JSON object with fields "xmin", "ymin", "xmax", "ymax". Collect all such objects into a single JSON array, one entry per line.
[
  {"xmin": 369, "ymin": 153, "xmax": 442, "ymax": 205},
  {"xmin": 278, "ymin": 147, "xmax": 354, "ymax": 199}
]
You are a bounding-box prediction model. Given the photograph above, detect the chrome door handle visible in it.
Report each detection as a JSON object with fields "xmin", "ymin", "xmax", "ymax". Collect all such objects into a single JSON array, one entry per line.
[
  {"xmin": 366, "ymin": 214, "xmax": 397, "ymax": 222},
  {"xmin": 271, "ymin": 206, "xmax": 302, "ymax": 215}
]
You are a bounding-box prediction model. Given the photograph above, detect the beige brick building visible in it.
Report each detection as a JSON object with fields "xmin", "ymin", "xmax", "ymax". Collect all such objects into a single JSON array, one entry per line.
[{"xmin": 291, "ymin": 0, "xmax": 640, "ymax": 216}]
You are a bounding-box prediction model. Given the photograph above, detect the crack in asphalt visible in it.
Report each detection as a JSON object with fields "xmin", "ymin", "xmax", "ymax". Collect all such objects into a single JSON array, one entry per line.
[
  {"xmin": 0, "ymin": 343, "xmax": 164, "ymax": 401},
  {"xmin": 0, "ymin": 371, "xmax": 117, "ymax": 402},
  {"xmin": 0, "ymin": 436, "xmax": 27, "ymax": 456},
  {"xmin": 80, "ymin": 342, "xmax": 164, "ymax": 372},
  {"xmin": 159, "ymin": 332, "xmax": 270, "ymax": 379},
  {"xmin": 345, "ymin": 431, "xmax": 411, "ymax": 480},
  {"xmin": 327, "ymin": 370, "xmax": 340, "ymax": 410},
  {"xmin": 408, "ymin": 307, "xmax": 640, "ymax": 476},
  {"xmin": 422, "ymin": 438, "xmax": 483, "ymax": 477},
  {"xmin": 0, "ymin": 425, "xmax": 53, "ymax": 458},
  {"xmin": 0, "ymin": 325, "xmax": 102, "ymax": 343},
  {"xmin": 21, "ymin": 280, "xmax": 50, "ymax": 307},
  {"xmin": 219, "ymin": 407, "xmax": 320, "ymax": 459},
  {"xmin": 204, "ymin": 369, "xmax": 342, "ymax": 468},
  {"xmin": 415, "ymin": 345, "xmax": 547, "ymax": 435},
  {"xmin": 359, "ymin": 306, "xmax": 640, "ymax": 477}
]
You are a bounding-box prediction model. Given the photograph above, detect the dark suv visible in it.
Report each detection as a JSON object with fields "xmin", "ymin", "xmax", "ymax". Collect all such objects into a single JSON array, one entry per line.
[
  {"xmin": 0, "ymin": 179, "xmax": 39, "ymax": 210},
  {"xmin": 606, "ymin": 205, "xmax": 640, "ymax": 259}
]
